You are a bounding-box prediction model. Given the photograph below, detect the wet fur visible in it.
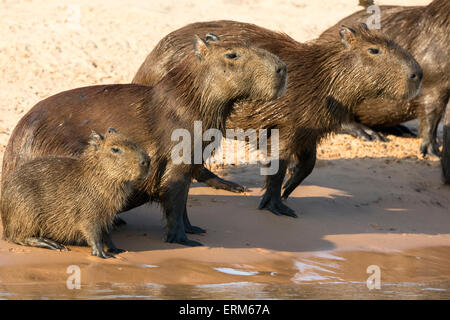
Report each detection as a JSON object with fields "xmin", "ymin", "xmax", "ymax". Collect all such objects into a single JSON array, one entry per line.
[
  {"xmin": 132, "ymin": 21, "xmax": 422, "ymax": 216},
  {"xmin": 320, "ymin": 0, "xmax": 450, "ymax": 163}
]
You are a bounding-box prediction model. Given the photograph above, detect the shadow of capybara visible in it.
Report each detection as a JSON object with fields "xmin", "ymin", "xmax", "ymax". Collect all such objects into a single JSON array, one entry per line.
[
  {"xmin": 132, "ymin": 21, "xmax": 422, "ymax": 217},
  {"xmin": 319, "ymin": 0, "xmax": 449, "ymax": 162},
  {"xmin": 1, "ymin": 35, "xmax": 287, "ymax": 247},
  {"xmin": 1, "ymin": 128, "xmax": 150, "ymax": 258}
]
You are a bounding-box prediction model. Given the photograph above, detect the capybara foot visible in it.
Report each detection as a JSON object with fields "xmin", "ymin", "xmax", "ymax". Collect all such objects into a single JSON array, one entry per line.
[
  {"xmin": 209, "ymin": 176, "xmax": 247, "ymax": 193},
  {"xmin": 341, "ymin": 122, "xmax": 388, "ymax": 142},
  {"xmin": 185, "ymin": 225, "xmax": 207, "ymax": 234},
  {"xmin": 22, "ymin": 237, "xmax": 68, "ymax": 251},
  {"xmin": 166, "ymin": 232, "xmax": 203, "ymax": 247},
  {"xmin": 420, "ymin": 141, "xmax": 441, "ymax": 159},
  {"xmin": 113, "ymin": 216, "xmax": 127, "ymax": 228},
  {"xmin": 380, "ymin": 124, "xmax": 417, "ymax": 137},
  {"xmin": 107, "ymin": 247, "xmax": 126, "ymax": 254},
  {"xmin": 259, "ymin": 193, "xmax": 297, "ymax": 218},
  {"xmin": 91, "ymin": 248, "xmax": 114, "ymax": 259}
]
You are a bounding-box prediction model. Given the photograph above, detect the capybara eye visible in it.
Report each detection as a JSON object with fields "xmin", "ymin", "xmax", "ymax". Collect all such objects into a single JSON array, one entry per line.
[
  {"xmin": 225, "ymin": 52, "xmax": 239, "ymax": 60},
  {"xmin": 368, "ymin": 48, "xmax": 381, "ymax": 55},
  {"xmin": 111, "ymin": 147, "xmax": 121, "ymax": 154}
]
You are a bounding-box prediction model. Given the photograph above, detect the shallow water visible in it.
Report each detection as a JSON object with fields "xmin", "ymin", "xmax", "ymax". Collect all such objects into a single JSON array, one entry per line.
[{"xmin": 1, "ymin": 246, "xmax": 449, "ymax": 299}]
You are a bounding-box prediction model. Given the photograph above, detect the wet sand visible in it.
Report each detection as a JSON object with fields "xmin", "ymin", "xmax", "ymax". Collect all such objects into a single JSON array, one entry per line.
[
  {"xmin": 1, "ymin": 0, "xmax": 449, "ymax": 299},
  {"xmin": 1, "ymin": 160, "xmax": 449, "ymax": 299}
]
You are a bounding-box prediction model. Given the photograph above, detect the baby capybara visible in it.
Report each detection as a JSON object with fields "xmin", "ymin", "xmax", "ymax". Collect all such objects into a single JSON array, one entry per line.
[
  {"xmin": 1, "ymin": 35, "xmax": 287, "ymax": 246},
  {"xmin": 319, "ymin": 0, "xmax": 449, "ymax": 161},
  {"xmin": 1, "ymin": 128, "xmax": 150, "ymax": 258},
  {"xmin": 132, "ymin": 21, "xmax": 422, "ymax": 217}
]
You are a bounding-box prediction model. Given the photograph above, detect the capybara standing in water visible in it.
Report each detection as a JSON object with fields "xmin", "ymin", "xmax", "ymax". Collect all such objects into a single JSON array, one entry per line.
[
  {"xmin": 1, "ymin": 128, "xmax": 150, "ymax": 258},
  {"xmin": 319, "ymin": 0, "xmax": 449, "ymax": 161},
  {"xmin": 1, "ymin": 35, "xmax": 287, "ymax": 246},
  {"xmin": 132, "ymin": 21, "xmax": 422, "ymax": 217}
]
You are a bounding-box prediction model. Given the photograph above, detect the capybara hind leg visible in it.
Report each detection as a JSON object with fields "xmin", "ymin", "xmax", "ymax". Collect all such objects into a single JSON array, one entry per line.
[
  {"xmin": 193, "ymin": 165, "xmax": 246, "ymax": 193},
  {"xmin": 19, "ymin": 237, "xmax": 67, "ymax": 251},
  {"xmin": 258, "ymin": 160, "xmax": 297, "ymax": 218},
  {"xmin": 340, "ymin": 122, "xmax": 387, "ymax": 142},
  {"xmin": 282, "ymin": 148, "xmax": 317, "ymax": 200},
  {"xmin": 103, "ymin": 231, "xmax": 125, "ymax": 254},
  {"xmin": 418, "ymin": 93, "xmax": 448, "ymax": 158},
  {"xmin": 183, "ymin": 206, "xmax": 206, "ymax": 234}
]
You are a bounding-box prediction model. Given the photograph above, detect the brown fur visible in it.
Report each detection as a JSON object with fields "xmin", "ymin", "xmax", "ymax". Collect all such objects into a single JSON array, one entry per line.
[
  {"xmin": 1, "ymin": 36, "xmax": 287, "ymax": 246},
  {"xmin": 319, "ymin": 0, "xmax": 450, "ymax": 163},
  {"xmin": 132, "ymin": 21, "xmax": 422, "ymax": 216},
  {"xmin": 1, "ymin": 129, "xmax": 150, "ymax": 258}
]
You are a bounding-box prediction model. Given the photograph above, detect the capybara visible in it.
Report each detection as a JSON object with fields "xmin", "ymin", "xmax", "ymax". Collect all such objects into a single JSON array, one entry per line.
[
  {"xmin": 1, "ymin": 128, "xmax": 150, "ymax": 258},
  {"xmin": 1, "ymin": 35, "xmax": 287, "ymax": 246},
  {"xmin": 443, "ymin": 102, "xmax": 450, "ymax": 184},
  {"xmin": 132, "ymin": 21, "xmax": 422, "ymax": 217},
  {"xmin": 319, "ymin": 0, "xmax": 449, "ymax": 162}
]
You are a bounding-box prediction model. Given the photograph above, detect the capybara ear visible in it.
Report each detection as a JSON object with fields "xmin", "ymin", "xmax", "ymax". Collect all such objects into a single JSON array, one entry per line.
[
  {"xmin": 194, "ymin": 35, "xmax": 209, "ymax": 60},
  {"xmin": 89, "ymin": 131, "xmax": 104, "ymax": 150},
  {"xmin": 339, "ymin": 25, "xmax": 357, "ymax": 47},
  {"xmin": 107, "ymin": 127, "xmax": 118, "ymax": 134},
  {"xmin": 205, "ymin": 33, "xmax": 220, "ymax": 43}
]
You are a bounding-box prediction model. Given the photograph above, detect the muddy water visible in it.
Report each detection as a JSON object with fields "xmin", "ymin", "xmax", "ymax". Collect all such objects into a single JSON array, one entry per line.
[{"xmin": 1, "ymin": 246, "xmax": 449, "ymax": 299}]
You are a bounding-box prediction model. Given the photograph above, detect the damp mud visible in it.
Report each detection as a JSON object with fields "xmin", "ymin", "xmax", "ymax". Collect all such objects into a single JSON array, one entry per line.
[{"xmin": 1, "ymin": 246, "xmax": 449, "ymax": 299}]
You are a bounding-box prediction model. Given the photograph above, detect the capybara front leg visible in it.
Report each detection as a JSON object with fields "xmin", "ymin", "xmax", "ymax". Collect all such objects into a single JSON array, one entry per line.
[
  {"xmin": 193, "ymin": 165, "xmax": 246, "ymax": 193},
  {"xmin": 163, "ymin": 174, "xmax": 203, "ymax": 247},
  {"xmin": 258, "ymin": 159, "xmax": 297, "ymax": 218},
  {"xmin": 20, "ymin": 237, "xmax": 68, "ymax": 251},
  {"xmin": 83, "ymin": 227, "xmax": 113, "ymax": 259},
  {"xmin": 282, "ymin": 148, "xmax": 317, "ymax": 200}
]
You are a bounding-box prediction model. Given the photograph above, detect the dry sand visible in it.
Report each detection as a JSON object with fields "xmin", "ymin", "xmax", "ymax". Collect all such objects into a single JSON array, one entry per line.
[{"xmin": 1, "ymin": 0, "xmax": 449, "ymax": 299}]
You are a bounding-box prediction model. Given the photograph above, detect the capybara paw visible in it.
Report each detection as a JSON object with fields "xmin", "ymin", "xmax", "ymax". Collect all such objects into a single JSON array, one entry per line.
[
  {"xmin": 91, "ymin": 249, "xmax": 114, "ymax": 259},
  {"xmin": 420, "ymin": 142, "xmax": 441, "ymax": 159},
  {"xmin": 219, "ymin": 180, "xmax": 247, "ymax": 193},
  {"xmin": 259, "ymin": 196, "xmax": 297, "ymax": 218},
  {"xmin": 185, "ymin": 225, "xmax": 207, "ymax": 234},
  {"xmin": 342, "ymin": 123, "xmax": 387, "ymax": 142},
  {"xmin": 166, "ymin": 233, "xmax": 203, "ymax": 246},
  {"xmin": 107, "ymin": 248, "xmax": 126, "ymax": 254}
]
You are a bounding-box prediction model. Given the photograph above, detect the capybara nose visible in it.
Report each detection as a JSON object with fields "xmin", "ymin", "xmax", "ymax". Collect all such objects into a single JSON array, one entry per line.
[
  {"xmin": 140, "ymin": 159, "xmax": 150, "ymax": 168},
  {"xmin": 140, "ymin": 155, "xmax": 150, "ymax": 168},
  {"xmin": 409, "ymin": 64, "xmax": 423, "ymax": 81},
  {"xmin": 410, "ymin": 69, "xmax": 423, "ymax": 81},
  {"xmin": 276, "ymin": 64, "xmax": 287, "ymax": 75}
]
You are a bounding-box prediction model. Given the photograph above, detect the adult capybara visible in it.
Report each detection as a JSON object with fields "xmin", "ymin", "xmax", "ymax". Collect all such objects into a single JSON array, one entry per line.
[
  {"xmin": 132, "ymin": 21, "xmax": 422, "ymax": 217},
  {"xmin": 443, "ymin": 102, "xmax": 450, "ymax": 184},
  {"xmin": 319, "ymin": 0, "xmax": 449, "ymax": 161},
  {"xmin": 1, "ymin": 35, "xmax": 287, "ymax": 246},
  {"xmin": 1, "ymin": 128, "xmax": 150, "ymax": 258}
]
